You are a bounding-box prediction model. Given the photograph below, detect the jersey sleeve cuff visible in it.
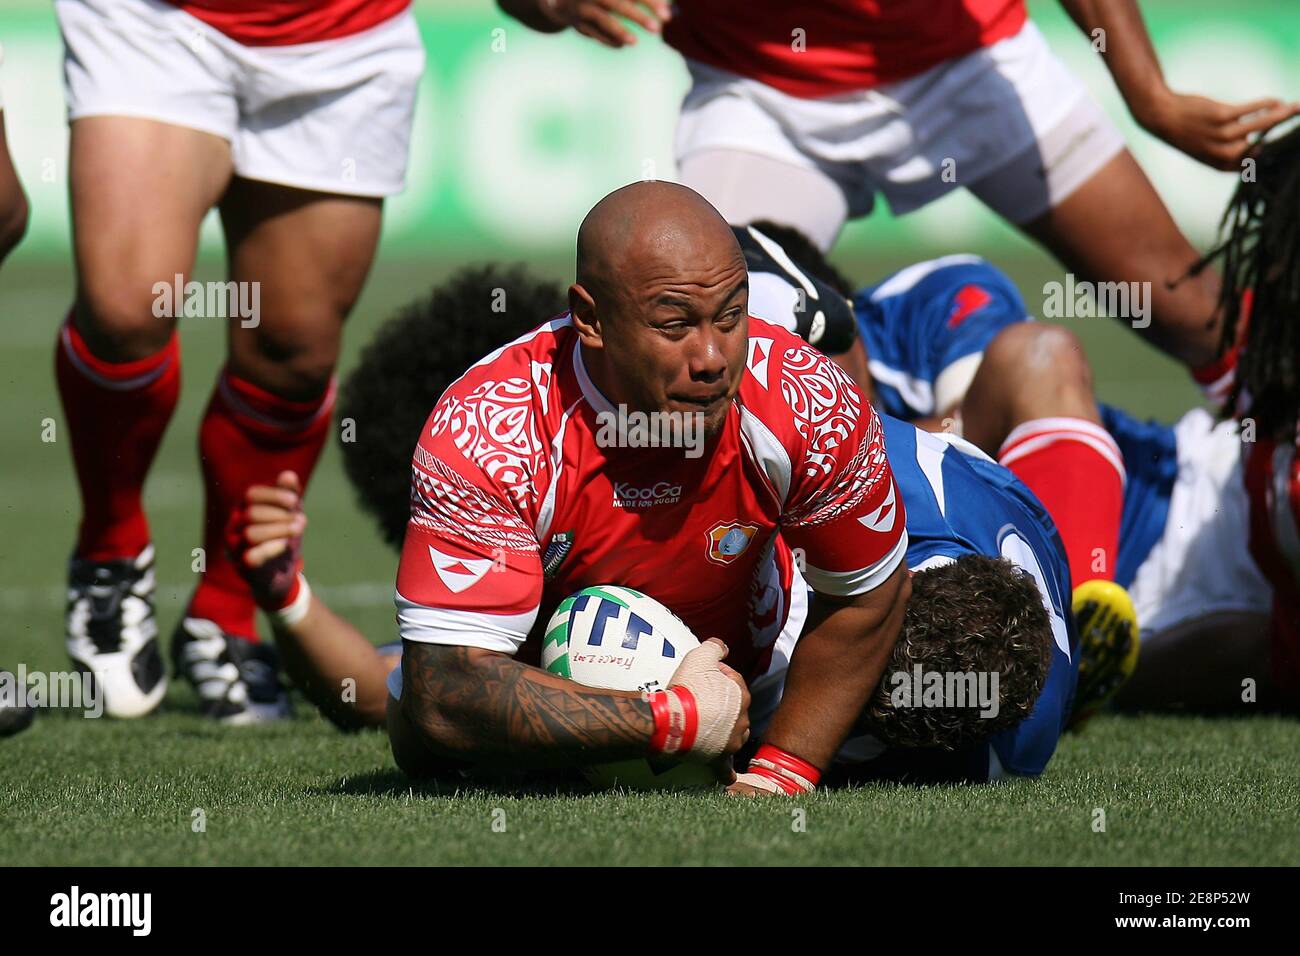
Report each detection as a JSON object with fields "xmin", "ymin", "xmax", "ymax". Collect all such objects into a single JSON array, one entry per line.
[
  {"xmin": 394, "ymin": 591, "xmax": 538, "ymax": 655},
  {"xmin": 802, "ymin": 529, "xmax": 909, "ymax": 597}
]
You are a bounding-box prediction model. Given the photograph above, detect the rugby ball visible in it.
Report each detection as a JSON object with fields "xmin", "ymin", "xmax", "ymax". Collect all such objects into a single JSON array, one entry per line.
[{"xmin": 541, "ymin": 585, "xmax": 718, "ymax": 791}]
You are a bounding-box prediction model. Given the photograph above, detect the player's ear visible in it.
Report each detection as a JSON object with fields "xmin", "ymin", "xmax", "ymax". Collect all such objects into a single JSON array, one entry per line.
[{"xmin": 569, "ymin": 282, "xmax": 603, "ymax": 348}]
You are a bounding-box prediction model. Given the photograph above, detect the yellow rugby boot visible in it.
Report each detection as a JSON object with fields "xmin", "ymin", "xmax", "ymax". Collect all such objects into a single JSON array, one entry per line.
[{"xmin": 1068, "ymin": 579, "xmax": 1139, "ymax": 729}]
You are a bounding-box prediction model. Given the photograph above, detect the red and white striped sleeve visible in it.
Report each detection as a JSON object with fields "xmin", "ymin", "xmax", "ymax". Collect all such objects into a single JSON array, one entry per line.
[
  {"xmin": 394, "ymin": 381, "xmax": 546, "ymax": 654},
  {"xmin": 774, "ymin": 343, "xmax": 908, "ymax": 596}
]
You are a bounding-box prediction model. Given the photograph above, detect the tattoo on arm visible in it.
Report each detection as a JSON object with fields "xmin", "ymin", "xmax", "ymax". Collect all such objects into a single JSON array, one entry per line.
[{"xmin": 402, "ymin": 642, "xmax": 654, "ymax": 766}]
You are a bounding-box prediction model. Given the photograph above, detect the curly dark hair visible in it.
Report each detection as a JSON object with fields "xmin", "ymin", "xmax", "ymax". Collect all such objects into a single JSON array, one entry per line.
[
  {"xmin": 861, "ymin": 555, "xmax": 1053, "ymax": 751},
  {"xmin": 336, "ymin": 264, "xmax": 565, "ymax": 550},
  {"xmin": 747, "ymin": 219, "xmax": 857, "ymax": 298},
  {"xmin": 1193, "ymin": 119, "xmax": 1300, "ymax": 439}
]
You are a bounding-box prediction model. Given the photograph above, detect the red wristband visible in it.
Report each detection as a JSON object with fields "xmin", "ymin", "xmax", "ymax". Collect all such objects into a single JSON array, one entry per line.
[
  {"xmin": 747, "ymin": 743, "xmax": 821, "ymax": 793},
  {"xmin": 674, "ymin": 686, "xmax": 699, "ymax": 755},
  {"xmin": 647, "ymin": 690, "xmax": 672, "ymax": 754},
  {"xmin": 646, "ymin": 687, "xmax": 699, "ymax": 756},
  {"xmin": 746, "ymin": 765, "xmax": 805, "ymax": 795}
]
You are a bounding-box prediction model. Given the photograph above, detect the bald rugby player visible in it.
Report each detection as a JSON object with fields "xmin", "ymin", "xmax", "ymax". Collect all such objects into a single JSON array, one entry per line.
[
  {"xmin": 231, "ymin": 185, "xmax": 1068, "ymax": 790},
  {"xmin": 377, "ymin": 181, "xmax": 912, "ymax": 795},
  {"xmin": 237, "ymin": 182, "xmax": 913, "ymax": 793},
  {"xmin": 241, "ymin": 273, "xmax": 1078, "ymax": 794}
]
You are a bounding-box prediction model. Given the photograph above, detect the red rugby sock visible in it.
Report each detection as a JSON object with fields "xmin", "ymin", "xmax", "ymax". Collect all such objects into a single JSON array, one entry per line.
[
  {"xmin": 998, "ymin": 417, "xmax": 1125, "ymax": 587},
  {"xmin": 188, "ymin": 369, "xmax": 335, "ymax": 641},
  {"xmin": 55, "ymin": 313, "xmax": 181, "ymax": 561}
]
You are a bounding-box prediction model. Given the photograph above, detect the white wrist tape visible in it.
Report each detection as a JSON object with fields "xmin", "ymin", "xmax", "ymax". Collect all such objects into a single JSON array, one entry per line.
[{"xmin": 269, "ymin": 573, "xmax": 312, "ymax": 628}]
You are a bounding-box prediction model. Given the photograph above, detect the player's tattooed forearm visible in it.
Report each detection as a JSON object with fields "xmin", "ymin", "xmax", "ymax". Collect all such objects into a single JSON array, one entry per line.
[{"xmin": 402, "ymin": 642, "xmax": 654, "ymax": 764}]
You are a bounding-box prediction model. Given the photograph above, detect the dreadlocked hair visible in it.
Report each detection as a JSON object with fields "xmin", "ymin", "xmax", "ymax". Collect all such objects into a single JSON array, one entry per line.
[{"xmin": 1194, "ymin": 119, "xmax": 1300, "ymax": 439}]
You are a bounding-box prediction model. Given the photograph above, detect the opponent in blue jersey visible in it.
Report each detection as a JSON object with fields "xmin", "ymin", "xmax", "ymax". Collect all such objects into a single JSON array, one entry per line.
[
  {"xmin": 835, "ymin": 416, "xmax": 1078, "ymax": 783},
  {"xmin": 740, "ymin": 225, "xmax": 1081, "ymax": 778},
  {"xmin": 745, "ymin": 220, "xmax": 1293, "ymax": 716},
  {"xmin": 854, "ymin": 255, "xmax": 1030, "ymax": 425},
  {"xmin": 744, "ymin": 221, "xmax": 1136, "ymax": 718}
]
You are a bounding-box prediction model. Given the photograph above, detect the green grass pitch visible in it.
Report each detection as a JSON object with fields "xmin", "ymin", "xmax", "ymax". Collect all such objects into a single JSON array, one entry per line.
[{"xmin": 2, "ymin": 250, "xmax": 1297, "ymax": 866}]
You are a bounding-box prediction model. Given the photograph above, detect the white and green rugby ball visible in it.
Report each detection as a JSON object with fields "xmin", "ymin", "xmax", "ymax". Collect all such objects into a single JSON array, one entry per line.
[{"xmin": 541, "ymin": 585, "xmax": 717, "ymax": 791}]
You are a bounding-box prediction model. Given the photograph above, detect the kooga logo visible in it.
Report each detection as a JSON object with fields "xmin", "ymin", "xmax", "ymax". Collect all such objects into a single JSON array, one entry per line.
[
  {"xmin": 612, "ymin": 481, "xmax": 683, "ymax": 508},
  {"xmin": 50, "ymin": 886, "xmax": 151, "ymax": 936}
]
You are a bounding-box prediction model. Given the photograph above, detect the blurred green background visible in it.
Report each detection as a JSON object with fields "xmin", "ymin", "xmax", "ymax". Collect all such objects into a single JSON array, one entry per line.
[
  {"xmin": 1, "ymin": 0, "xmax": 1296, "ymax": 669},
  {"xmin": 4, "ymin": 1, "xmax": 1298, "ymax": 257}
]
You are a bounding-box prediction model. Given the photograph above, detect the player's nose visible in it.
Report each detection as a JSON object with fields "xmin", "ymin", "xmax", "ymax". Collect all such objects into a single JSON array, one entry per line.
[{"xmin": 686, "ymin": 326, "xmax": 728, "ymax": 381}]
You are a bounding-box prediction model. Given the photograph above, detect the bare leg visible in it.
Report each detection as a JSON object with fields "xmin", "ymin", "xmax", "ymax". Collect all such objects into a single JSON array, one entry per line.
[
  {"xmin": 961, "ymin": 322, "xmax": 1127, "ymax": 592},
  {"xmin": 70, "ymin": 117, "xmax": 232, "ymax": 359},
  {"xmin": 1015, "ymin": 149, "xmax": 1221, "ymax": 369},
  {"xmin": 960, "ymin": 323, "xmax": 1100, "ymax": 457},
  {"xmin": 58, "ymin": 117, "xmax": 232, "ymax": 716},
  {"xmin": 180, "ymin": 177, "xmax": 383, "ymax": 647},
  {"xmin": 0, "ymin": 109, "xmax": 29, "ymax": 265},
  {"xmin": 220, "ymin": 178, "xmax": 383, "ymax": 399}
]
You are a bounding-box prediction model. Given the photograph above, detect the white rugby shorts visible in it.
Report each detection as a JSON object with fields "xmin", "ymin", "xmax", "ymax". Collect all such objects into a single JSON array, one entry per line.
[
  {"xmin": 676, "ymin": 21, "xmax": 1125, "ymax": 240},
  {"xmin": 57, "ymin": 0, "xmax": 425, "ymax": 197},
  {"xmin": 1128, "ymin": 408, "xmax": 1273, "ymax": 642}
]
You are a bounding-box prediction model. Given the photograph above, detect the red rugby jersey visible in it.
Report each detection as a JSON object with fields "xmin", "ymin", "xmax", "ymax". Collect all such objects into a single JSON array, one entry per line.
[
  {"xmin": 1216, "ymin": 290, "xmax": 1300, "ymax": 693},
  {"xmin": 162, "ymin": 0, "xmax": 411, "ymax": 45},
  {"xmin": 664, "ymin": 0, "xmax": 1027, "ymax": 98},
  {"xmin": 395, "ymin": 314, "xmax": 907, "ymax": 681}
]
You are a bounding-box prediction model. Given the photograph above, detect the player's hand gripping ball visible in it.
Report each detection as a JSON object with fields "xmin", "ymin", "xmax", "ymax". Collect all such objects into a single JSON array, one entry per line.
[{"xmin": 541, "ymin": 585, "xmax": 742, "ymax": 790}]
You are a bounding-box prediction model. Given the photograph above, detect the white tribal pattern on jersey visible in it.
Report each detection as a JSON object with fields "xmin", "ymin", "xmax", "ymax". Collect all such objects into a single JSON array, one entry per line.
[{"xmin": 395, "ymin": 314, "xmax": 907, "ymax": 681}]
